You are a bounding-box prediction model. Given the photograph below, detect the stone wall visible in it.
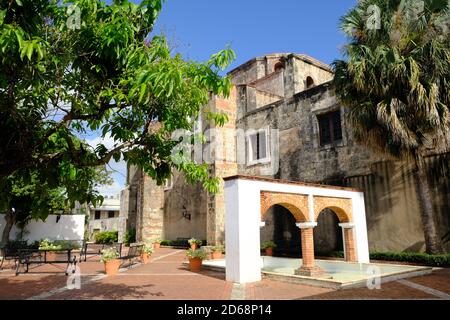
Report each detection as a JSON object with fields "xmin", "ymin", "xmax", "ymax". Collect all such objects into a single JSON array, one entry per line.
[
  {"xmin": 237, "ymin": 78, "xmax": 450, "ymax": 253},
  {"xmin": 163, "ymin": 171, "xmax": 207, "ymax": 241}
]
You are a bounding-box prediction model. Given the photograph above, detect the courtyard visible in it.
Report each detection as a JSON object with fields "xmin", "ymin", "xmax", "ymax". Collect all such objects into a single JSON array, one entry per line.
[{"xmin": 0, "ymin": 248, "xmax": 449, "ymax": 300}]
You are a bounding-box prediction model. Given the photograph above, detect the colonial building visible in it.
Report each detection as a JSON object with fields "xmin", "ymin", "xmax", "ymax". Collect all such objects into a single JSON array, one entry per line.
[
  {"xmin": 121, "ymin": 53, "xmax": 450, "ymax": 254},
  {"xmin": 88, "ymin": 195, "xmax": 124, "ymax": 241}
]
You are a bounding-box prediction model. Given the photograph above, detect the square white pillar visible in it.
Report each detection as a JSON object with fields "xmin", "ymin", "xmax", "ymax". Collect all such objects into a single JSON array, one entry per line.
[
  {"xmin": 351, "ymin": 193, "xmax": 370, "ymax": 263},
  {"xmin": 224, "ymin": 179, "xmax": 262, "ymax": 283}
]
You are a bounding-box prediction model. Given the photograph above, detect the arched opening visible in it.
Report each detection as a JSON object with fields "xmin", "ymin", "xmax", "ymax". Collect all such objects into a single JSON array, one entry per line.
[
  {"xmin": 260, "ymin": 205, "xmax": 302, "ymax": 257},
  {"xmin": 274, "ymin": 62, "xmax": 285, "ymax": 72},
  {"xmin": 314, "ymin": 209, "xmax": 343, "ymax": 258},
  {"xmin": 306, "ymin": 76, "xmax": 315, "ymax": 89}
]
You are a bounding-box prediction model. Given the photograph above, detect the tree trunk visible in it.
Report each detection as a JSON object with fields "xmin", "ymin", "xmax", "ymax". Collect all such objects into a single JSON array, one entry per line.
[
  {"xmin": 413, "ymin": 157, "xmax": 444, "ymax": 254},
  {"xmin": 1, "ymin": 209, "xmax": 15, "ymax": 245}
]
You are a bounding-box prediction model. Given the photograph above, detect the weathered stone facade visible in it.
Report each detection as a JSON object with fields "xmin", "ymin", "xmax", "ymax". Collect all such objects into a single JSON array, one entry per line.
[{"xmin": 123, "ymin": 53, "xmax": 450, "ymax": 252}]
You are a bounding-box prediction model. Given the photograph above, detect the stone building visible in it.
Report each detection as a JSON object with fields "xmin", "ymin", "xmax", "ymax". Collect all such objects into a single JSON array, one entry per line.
[{"xmin": 121, "ymin": 53, "xmax": 450, "ymax": 253}]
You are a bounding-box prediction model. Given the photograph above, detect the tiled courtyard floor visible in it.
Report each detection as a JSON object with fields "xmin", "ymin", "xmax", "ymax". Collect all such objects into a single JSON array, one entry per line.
[{"xmin": 0, "ymin": 248, "xmax": 449, "ymax": 300}]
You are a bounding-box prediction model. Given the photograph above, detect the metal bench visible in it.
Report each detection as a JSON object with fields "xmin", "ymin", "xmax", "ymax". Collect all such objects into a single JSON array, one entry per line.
[
  {"xmin": 0, "ymin": 241, "xmax": 28, "ymax": 270},
  {"xmin": 80, "ymin": 241, "xmax": 122, "ymax": 262},
  {"xmin": 15, "ymin": 248, "xmax": 77, "ymax": 276},
  {"xmin": 118, "ymin": 243, "xmax": 144, "ymax": 268}
]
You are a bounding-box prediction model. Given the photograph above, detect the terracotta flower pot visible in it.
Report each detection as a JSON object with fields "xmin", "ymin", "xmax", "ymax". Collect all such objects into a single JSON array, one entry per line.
[
  {"xmin": 190, "ymin": 243, "xmax": 198, "ymax": 250},
  {"xmin": 104, "ymin": 259, "xmax": 121, "ymax": 276},
  {"xmin": 153, "ymin": 243, "xmax": 160, "ymax": 249},
  {"xmin": 188, "ymin": 258, "xmax": 202, "ymax": 272},
  {"xmin": 265, "ymin": 248, "xmax": 273, "ymax": 256},
  {"xmin": 211, "ymin": 251, "xmax": 223, "ymax": 260},
  {"xmin": 46, "ymin": 251, "xmax": 57, "ymax": 262},
  {"xmin": 141, "ymin": 253, "xmax": 150, "ymax": 264}
]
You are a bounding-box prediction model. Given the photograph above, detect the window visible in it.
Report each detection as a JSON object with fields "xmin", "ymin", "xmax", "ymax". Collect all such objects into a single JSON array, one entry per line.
[
  {"xmin": 108, "ymin": 211, "xmax": 115, "ymax": 219},
  {"xmin": 248, "ymin": 129, "xmax": 270, "ymax": 165},
  {"xmin": 318, "ymin": 111, "xmax": 343, "ymax": 146},
  {"xmin": 94, "ymin": 211, "xmax": 101, "ymax": 220},
  {"xmin": 306, "ymin": 76, "xmax": 315, "ymax": 89}
]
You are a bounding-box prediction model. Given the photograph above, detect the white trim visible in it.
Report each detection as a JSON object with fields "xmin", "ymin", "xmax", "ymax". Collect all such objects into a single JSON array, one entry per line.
[
  {"xmin": 338, "ymin": 223, "xmax": 355, "ymax": 229},
  {"xmin": 246, "ymin": 127, "xmax": 271, "ymax": 166},
  {"xmin": 295, "ymin": 222, "xmax": 318, "ymax": 229}
]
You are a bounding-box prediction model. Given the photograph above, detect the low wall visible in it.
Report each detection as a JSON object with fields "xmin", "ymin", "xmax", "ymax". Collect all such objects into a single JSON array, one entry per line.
[{"xmin": 0, "ymin": 214, "xmax": 85, "ymax": 242}]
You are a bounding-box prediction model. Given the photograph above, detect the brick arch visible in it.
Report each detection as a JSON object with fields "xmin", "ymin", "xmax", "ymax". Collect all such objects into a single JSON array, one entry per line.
[
  {"xmin": 313, "ymin": 196, "xmax": 352, "ymax": 223},
  {"xmin": 260, "ymin": 191, "xmax": 308, "ymax": 222}
]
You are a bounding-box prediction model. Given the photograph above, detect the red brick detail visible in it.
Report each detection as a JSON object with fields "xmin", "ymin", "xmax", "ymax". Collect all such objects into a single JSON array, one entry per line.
[
  {"xmin": 344, "ymin": 228, "xmax": 357, "ymax": 262},
  {"xmin": 260, "ymin": 192, "xmax": 308, "ymax": 222},
  {"xmin": 300, "ymin": 228, "xmax": 315, "ymax": 268}
]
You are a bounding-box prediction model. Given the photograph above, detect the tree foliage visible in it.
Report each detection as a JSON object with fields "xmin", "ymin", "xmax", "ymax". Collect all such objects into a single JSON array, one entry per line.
[
  {"xmin": 0, "ymin": 0, "xmax": 235, "ymax": 212},
  {"xmin": 333, "ymin": 0, "xmax": 450, "ymax": 159},
  {"xmin": 333, "ymin": 0, "xmax": 450, "ymax": 254}
]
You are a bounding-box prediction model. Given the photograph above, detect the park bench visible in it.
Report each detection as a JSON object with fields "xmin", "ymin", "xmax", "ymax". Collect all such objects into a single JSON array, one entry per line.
[
  {"xmin": 118, "ymin": 243, "xmax": 144, "ymax": 268},
  {"xmin": 80, "ymin": 241, "xmax": 122, "ymax": 262},
  {"xmin": 0, "ymin": 241, "xmax": 29, "ymax": 269}
]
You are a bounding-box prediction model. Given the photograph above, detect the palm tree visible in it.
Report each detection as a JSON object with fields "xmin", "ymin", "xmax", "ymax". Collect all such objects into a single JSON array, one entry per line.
[{"xmin": 333, "ymin": 0, "xmax": 450, "ymax": 254}]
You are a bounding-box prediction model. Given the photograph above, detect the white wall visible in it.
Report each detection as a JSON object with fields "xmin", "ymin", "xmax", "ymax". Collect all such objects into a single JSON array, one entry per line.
[
  {"xmin": 0, "ymin": 214, "xmax": 85, "ymax": 243},
  {"xmin": 224, "ymin": 177, "xmax": 370, "ymax": 284}
]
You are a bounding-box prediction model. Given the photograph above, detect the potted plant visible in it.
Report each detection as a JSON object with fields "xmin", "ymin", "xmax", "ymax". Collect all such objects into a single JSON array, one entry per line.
[
  {"xmin": 101, "ymin": 248, "xmax": 120, "ymax": 276},
  {"xmin": 153, "ymin": 239, "xmax": 162, "ymax": 249},
  {"xmin": 261, "ymin": 241, "xmax": 277, "ymax": 256},
  {"xmin": 39, "ymin": 239, "xmax": 62, "ymax": 262},
  {"xmin": 188, "ymin": 238, "xmax": 202, "ymax": 250},
  {"xmin": 141, "ymin": 245, "xmax": 154, "ymax": 264},
  {"xmin": 211, "ymin": 245, "xmax": 224, "ymax": 260},
  {"xmin": 186, "ymin": 249, "xmax": 208, "ymax": 272}
]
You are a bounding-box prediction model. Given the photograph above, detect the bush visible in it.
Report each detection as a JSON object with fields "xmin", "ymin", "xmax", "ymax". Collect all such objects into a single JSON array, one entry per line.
[
  {"xmin": 370, "ymin": 251, "xmax": 450, "ymax": 267},
  {"xmin": 160, "ymin": 240, "xmax": 173, "ymax": 246},
  {"xmin": 188, "ymin": 238, "xmax": 202, "ymax": 246},
  {"xmin": 313, "ymin": 250, "xmax": 450, "ymax": 267},
  {"xmin": 124, "ymin": 228, "xmax": 136, "ymax": 246},
  {"xmin": 186, "ymin": 248, "xmax": 208, "ymax": 260},
  {"xmin": 95, "ymin": 231, "xmax": 118, "ymax": 244},
  {"xmin": 100, "ymin": 248, "xmax": 119, "ymax": 262},
  {"xmin": 261, "ymin": 241, "xmax": 277, "ymax": 249}
]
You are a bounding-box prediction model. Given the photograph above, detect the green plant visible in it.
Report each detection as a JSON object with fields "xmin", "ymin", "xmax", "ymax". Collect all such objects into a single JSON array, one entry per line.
[
  {"xmin": 188, "ymin": 238, "xmax": 202, "ymax": 246},
  {"xmin": 153, "ymin": 239, "xmax": 162, "ymax": 244},
  {"xmin": 370, "ymin": 251, "xmax": 450, "ymax": 267},
  {"xmin": 212, "ymin": 245, "xmax": 224, "ymax": 253},
  {"xmin": 261, "ymin": 241, "xmax": 277, "ymax": 249},
  {"xmin": 95, "ymin": 231, "xmax": 118, "ymax": 244},
  {"xmin": 143, "ymin": 245, "xmax": 154, "ymax": 255},
  {"xmin": 124, "ymin": 228, "xmax": 136, "ymax": 246},
  {"xmin": 160, "ymin": 240, "xmax": 173, "ymax": 246},
  {"xmin": 100, "ymin": 248, "xmax": 119, "ymax": 263},
  {"xmin": 38, "ymin": 239, "xmax": 81, "ymax": 251},
  {"xmin": 185, "ymin": 249, "xmax": 208, "ymax": 260}
]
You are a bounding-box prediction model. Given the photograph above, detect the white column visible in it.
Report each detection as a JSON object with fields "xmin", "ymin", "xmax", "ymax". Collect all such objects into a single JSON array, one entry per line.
[
  {"xmin": 224, "ymin": 179, "xmax": 262, "ymax": 283},
  {"xmin": 351, "ymin": 193, "xmax": 370, "ymax": 263}
]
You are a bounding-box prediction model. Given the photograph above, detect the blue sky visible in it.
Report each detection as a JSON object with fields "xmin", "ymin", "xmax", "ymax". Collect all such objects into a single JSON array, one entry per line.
[{"xmin": 97, "ymin": 0, "xmax": 357, "ymax": 196}]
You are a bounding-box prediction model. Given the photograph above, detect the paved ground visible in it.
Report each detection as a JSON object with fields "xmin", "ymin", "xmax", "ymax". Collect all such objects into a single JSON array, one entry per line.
[{"xmin": 0, "ymin": 248, "xmax": 448, "ymax": 300}]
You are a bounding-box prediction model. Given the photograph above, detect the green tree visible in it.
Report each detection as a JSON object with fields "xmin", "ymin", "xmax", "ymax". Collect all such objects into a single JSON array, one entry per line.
[
  {"xmin": 0, "ymin": 165, "xmax": 112, "ymax": 244},
  {"xmin": 0, "ymin": 0, "xmax": 234, "ymax": 186},
  {"xmin": 333, "ymin": 0, "xmax": 449, "ymax": 254}
]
